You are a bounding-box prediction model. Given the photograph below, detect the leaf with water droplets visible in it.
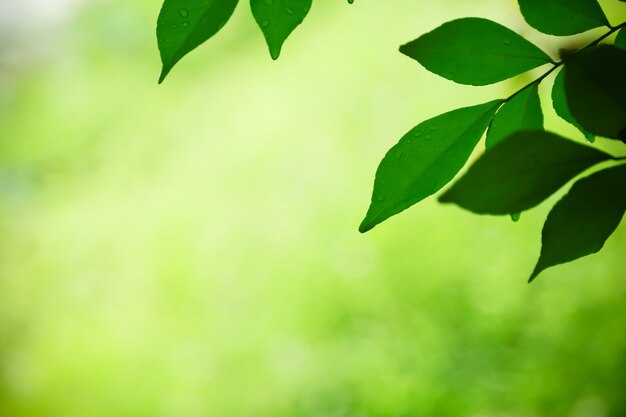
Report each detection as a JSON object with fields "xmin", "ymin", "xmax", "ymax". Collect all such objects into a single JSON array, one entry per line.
[
  {"xmin": 399, "ymin": 18, "xmax": 552, "ymax": 86},
  {"xmin": 359, "ymin": 100, "xmax": 502, "ymax": 233},
  {"xmin": 518, "ymin": 0, "xmax": 609, "ymax": 36},
  {"xmin": 439, "ymin": 131, "xmax": 612, "ymax": 215},
  {"xmin": 157, "ymin": 0, "xmax": 239, "ymax": 83},
  {"xmin": 251, "ymin": 0, "xmax": 312, "ymax": 60},
  {"xmin": 486, "ymin": 84, "xmax": 542, "ymax": 148},
  {"xmin": 564, "ymin": 45, "xmax": 626, "ymax": 140},
  {"xmin": 552, "ymin": 68, "xmax": 595, "ymax": 142},
  {"xmin": 530, "ymin": 164, "xmax": 626, "ymax": 282}
]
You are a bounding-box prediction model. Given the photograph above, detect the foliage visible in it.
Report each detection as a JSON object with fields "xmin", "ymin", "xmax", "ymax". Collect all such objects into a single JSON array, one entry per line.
[
  {"xmin": 360, "ymin": 0, "xmax": 626, "ymax": 281},
  {"xmin": 156, "ymin": 0, "xmax": 353, "ymax": 82},
  {"xmin": 154, "ymin": 0, "xmax": 626, "ymax": 282}
]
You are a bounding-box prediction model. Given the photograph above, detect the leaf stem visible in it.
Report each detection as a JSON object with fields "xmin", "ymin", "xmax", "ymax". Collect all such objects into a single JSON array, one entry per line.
[{"xmin": 504, "ymin": 21, "xmax": 626, "ymax": 103}]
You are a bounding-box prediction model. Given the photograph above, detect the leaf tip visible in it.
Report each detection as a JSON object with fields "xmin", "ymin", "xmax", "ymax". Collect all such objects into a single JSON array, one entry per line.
[
  {"xmin": 358, "ymin": 219, "xmax": 374, "ymax": 234},
  {"xmin": 398, "ymin": 42, "xmax": 411, "ymax": 57},
  {"xmin": 270, "ymin": 47, "xmax": 281, "ymax": 60},
  {"xmin": 528, "ymin": 263, "xmax": 544, "ymax": 283},
  {"xmin": 158, "ymin": 64, "xmax": 171, "ymax": 84}
]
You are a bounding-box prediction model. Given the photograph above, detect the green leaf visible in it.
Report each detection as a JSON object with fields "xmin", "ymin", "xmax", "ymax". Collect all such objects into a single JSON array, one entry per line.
[
  {"xmin": 530, "ymin": 164, "xmax": 626, "ymax": 281},
  {"xmin": 250, "ymin": 0, "xmax": 312, "ymax": 60},
  {"xmin": 439, "ymin": 131, "xmax": 612, "ymax": 215},
  {"xmin": 518, "ymin": 0, "xmax": 609, "ymax": 36},
  {"xmin": 157, "ymin": 0, "xmax": 239, "ymax": 83},
  {"xmin": 399, "ymin": 18, "xmax": 552, "ymax": 86},
  {"xmin": 551, "ymin": 68, "xmax": 594, "ymax": 142},
  {"xmin": 359, "ymin": 100, "xmax": 502, "ymax": 233},
  {"xmin": 616, "ymin": 28, "xmax": 626, "ymax": 50},
  {"xmin": 486, "ymin": 84, "xmax": 543, "ymax": 148},
  {"xmin": 564, "ymin": 45, "xmax": 626, "ymax": 140}
]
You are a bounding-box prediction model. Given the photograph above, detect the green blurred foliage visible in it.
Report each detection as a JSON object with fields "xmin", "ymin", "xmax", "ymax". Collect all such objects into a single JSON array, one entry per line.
[{"xmin": 0, "ymin": 0, "xmax": 625, "ymax": 416}]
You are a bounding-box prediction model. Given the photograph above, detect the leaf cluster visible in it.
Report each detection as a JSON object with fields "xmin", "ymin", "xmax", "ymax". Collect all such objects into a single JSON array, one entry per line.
[
  {"xmin": 360, "ymin": 0, "xmax": 626, "ymax": 281},
  {"xmin": 156, "ymin": 0, "xmax": 354, "ymax": 83}
]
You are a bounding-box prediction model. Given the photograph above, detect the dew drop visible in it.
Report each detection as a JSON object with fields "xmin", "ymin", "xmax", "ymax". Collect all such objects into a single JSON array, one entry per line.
[
  {"xmin": 179, "ymin": 8, "xmax": 189, "ymax": 18},
  {"xmin": 182, "ymin": 21, "xmax": 189, "ymax": 28},
  {"xmin": 376, "ymin": 194, "xmax": 385, "ymax": 202},
  {"xmin": 284, "ymin": 6, "xmax": 294, "ymax": 14},
  {"xmin": 261, "ymin": 19, "xmax": 271, "ymax": 28}
]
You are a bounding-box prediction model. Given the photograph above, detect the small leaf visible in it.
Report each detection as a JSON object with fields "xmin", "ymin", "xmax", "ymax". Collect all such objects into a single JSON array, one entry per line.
[
  {"xmin": 530, "ymin": 164, "xmax": 626, "ymax": 281},
  {"xmin": 616, "ymin": 28, "xmax": 626, "ymax": 50},
  {"xmin": 564, "ymin": 45, "xmax": 626, "ymax": 140},
  {"xmin": 157, "ymin": 0, "xmax": 239, "ymax": 83},
  {"xmin": 250, "ymin": 0, "xmax": 312, "ymax": 60},
  {"xmin": 439, "ymin": 131, "xmax": 612, "ymax": 215},
  {"xmin": 518, "ymin": 0, "xmax": 610, "ymax": 36},
  {"xmin": 399, "ymin": 18, "xmax": 552, "ymax": 86},
  {"xmin": 551, "ymin": 68, "xmax": 595, "ymax": 142},
  {"xmin": 486, "ymin": 84, "xmax": 543, "ymax": 148},
  {"xmin": 359, "ymin": 100, "xmax": 501, "ymax": 233}
]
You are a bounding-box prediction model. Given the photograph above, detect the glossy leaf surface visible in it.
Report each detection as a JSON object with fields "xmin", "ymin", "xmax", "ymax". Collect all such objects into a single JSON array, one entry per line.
[
  {"xmin": 486, "ymin": 84, "xmax": 543, "ymax": 148},
  {"xmin": 518, "ymin": 0, "xmax": 609, "ymax": 36},
  {"xmin": 360, "ymin": 100, "xmax": 502, "ymax": 233},
  {"xmin": 530, "ymin": 164, "xmax": 626, "ymax": 281},
  {"xmin": 551, "ymin": 68, "xmax": 594, "ymax": 142},
  {"xmin": 564, "ymin": 45, "xmax": 626, "ymax": 140},
  {"xmin": 251, "ymin": 0, "xmax": 312, "ymax": 59},
  {"xmin": 399, "ymin": 18, "xmax": 552, "ymax": 86},
  {"xmin": 157, "ymin": 0, "xmax": 239, "ymax": 83},
  {"xmin": 439, "ymin": 131, "xmax": 612, "ymax": 215}
]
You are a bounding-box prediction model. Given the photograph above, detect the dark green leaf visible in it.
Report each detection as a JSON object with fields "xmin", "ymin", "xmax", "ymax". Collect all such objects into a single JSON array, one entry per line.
[
  {"xmin": 399, "ymin": 18, "xmax": 552, "ymax": 86},
  {"xmin": 518, "ymin": 0, "xmax": 609, "ymax": 36},
  {"xmin": 616, "ymin": 28, "xmax": 626, "ymax": 50},
  {"xmin": 157, "ymin": 0, "xmax": 239, "ymax": 83},
  {"xmin": 439, "ymin": 131, "xmax": 612, "ymax": 215},
  {"xmin": 530, "ymin": 164, "xmax": 626, "ymax": 281},
  {"xmin": 486, "ymin": 84, "xmax": 543, "ymax": 148},
  {"xmin": 564, "ymin": 45, "xmax": 626, "ymax": 140},
  {"xmin": 551, "ymin": 68, "xmax": 594, "ymax": 142},
  {"xmin": 359, "ymin": 100, "xmax": 501, "ymax": 233},
  {"xmin": 251, "ymin": 0, "xmax": 312, "ymax": 60}
]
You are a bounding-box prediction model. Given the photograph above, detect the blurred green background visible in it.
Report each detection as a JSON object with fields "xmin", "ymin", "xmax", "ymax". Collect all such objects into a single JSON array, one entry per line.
[{"xmin": 1, "ymin": 0, "xmax": 626, "ymax": 416}]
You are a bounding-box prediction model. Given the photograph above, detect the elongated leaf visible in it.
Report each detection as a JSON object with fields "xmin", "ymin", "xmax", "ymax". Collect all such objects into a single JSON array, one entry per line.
[
  {"xmin": 399, "ymin": 18, "xmax": 552, "ymax": 86},
  {"xmin": 251, "ymin": 0, "xmax": 312, "ymax": 60},
  {"xmin": 564, "ymin": 45, "xmax": 626, "ymax": 140},
  {"xmin": 439, "ymin": 131, "xmax": 612, "ymax": 215},
  {"xmin": 157, "ymin": 0, "xmax": 239, "ymax": 83},
  {"xmin": 518, "ymin": 0, "xmax": 609, "ymax": 36},
  {"xmin": 551, "ymin": 68, "xmax": 595, "ymax": 142},
  {"xmin": 486, "ymin": 84, "xmax": 543, "ymax": 148},
  {"xmin": 616, "ymin": 28, "xmax": 626, "ymax": 50},
  {"xmin": 530, "ymin": 164, "xmax": 626, "ymax": 281},
  {"xmin": 359, "ymin": 100, "xmax": 502, "ymax": 233}
]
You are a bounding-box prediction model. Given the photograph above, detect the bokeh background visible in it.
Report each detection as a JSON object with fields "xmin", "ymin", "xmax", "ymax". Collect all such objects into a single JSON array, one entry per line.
[{"xmin": 1, "ymin": 0, "xmax": 626, "ymax": 416}]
